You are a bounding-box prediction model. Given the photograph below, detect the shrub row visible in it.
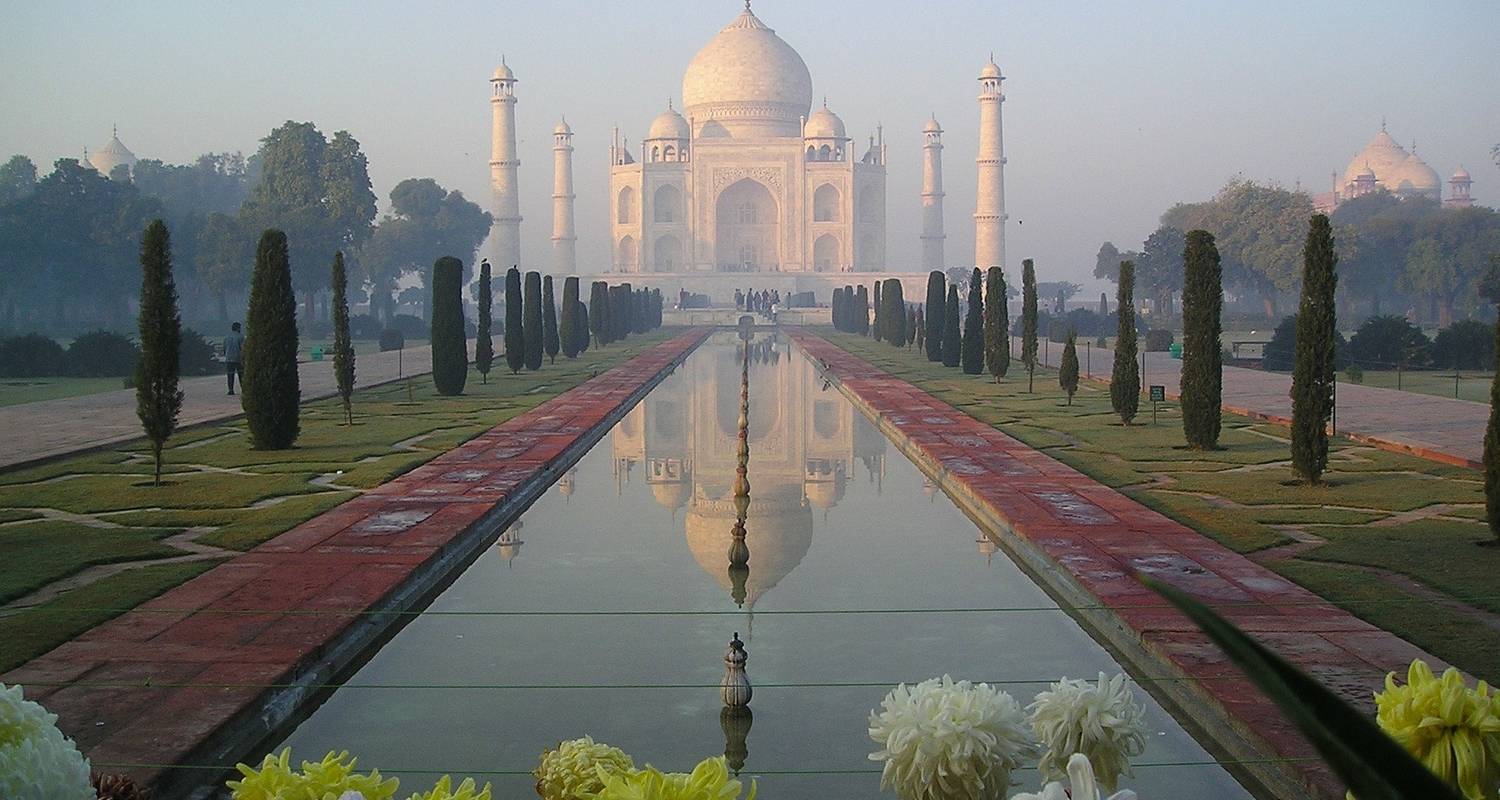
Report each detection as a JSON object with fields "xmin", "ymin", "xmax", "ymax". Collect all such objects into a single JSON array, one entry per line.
[{"xmin": 0, "ymin": 330, "xmax": 218, "ymax": 379}]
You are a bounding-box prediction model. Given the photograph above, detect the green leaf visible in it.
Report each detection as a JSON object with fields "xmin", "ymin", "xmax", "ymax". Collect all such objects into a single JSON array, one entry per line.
[{"xmin": 1140, "ymin": 576, "xmax": 1464, "ymax": 800}]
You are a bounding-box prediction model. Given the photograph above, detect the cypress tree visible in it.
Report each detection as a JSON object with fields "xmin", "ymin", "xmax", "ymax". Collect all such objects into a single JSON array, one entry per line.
[
  {"xmin": 135, "ymin": 219, "xmax": 183, "ymax": 485},
  {"xmin": 1291, "ymin": 215, "xmax": 1339, "ymax": 483},
  {"xmin": 1111, "ymin": 260, "xmax": 1140, "ymax": 425},
  {"xmin": 430, "ymin": 256, "xmax": 468, "ymax": 395},
  {"xmin": 907, "ymin": 306, "xmax": 918, "ymax": 347},
  {"xmin": 881, "ymin": 279, "xmax": 904, "ymax": 346},
  {"xmin": 523, "ymin": 271, "xmax": 543, "ymax": 370},
  {"xmin": 874, "ymin": 281, "xmax": 885, "ymax": 340},
  {"xmin": 542, "ymin": 275, "xmax": 560, "ymax": 364},
  {"xmin": 942, "ymin": 285, "xmax": 961, "ymax": 368},
  {"xmin": 589, "ymin": 281, "xmax": 610, "ymax": 346},
  {"xmin": 243, "ymin": 229, "xmax": 300, "ymax": 449},
  {"xmin": 561, "ymin": 276, "xmax": 580, "ymax": 358},
  {"xmin": 475, "ymin": 260, "xmax": 493, "ymax": 383},
  {"xmin": 962, "ymin": 267, "xmax": 984, "ymax": 374},
  {"xmin": 984, "ymin": 266, "xmax": 1009, "ymax": 382},
  {"xmin": 1099, "ymin": 292, "xmax": 1109, "ymax": 317},
  {"xmin": 1181, "ymin": 229, "xmax": 1224, "ymax": 449},
  {"xmin": 915, "ymin": 307, "xmax": 925, "ymax": 351},
  {"xmin": 621, "ymin": 282, "xmax": 635, "ymax": 338},
  {"xmin": 1060, "ymin": 330, "xmax": 1080, "ymax": 405},
  {"xmin": 1487, "ymin": 306, "xmax": 1500, "ymax": 542},
  {"xmin": 331, "ymin": 251, "xmax": 356, "ymax": 422},
  {"xmin": 924, "ymin": 271, "xmax": 946, "ymax": 361},
  {"xmin": 832, "ymin": 288, "xmax": 844, "ymax": 331},
  {"xmin": 1021, "ymin": 259, "xmax": 1039, "ymax": 392},
  {"xmin": 504, "ymin": 267, "xmax": 524, "ymax": 373},
  {"xmin": 854, "ymin": 285, "xmax": 870, "ymax": 336},
  {"xmin": 577, "ymin": 301, "xmax": 591, "ymax": 352}
]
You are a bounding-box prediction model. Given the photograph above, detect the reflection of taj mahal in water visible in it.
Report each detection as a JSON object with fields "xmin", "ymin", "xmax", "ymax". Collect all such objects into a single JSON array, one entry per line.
[{"xmin": 610, "ymin": 333, "xmax": 887, "ymax": 606}]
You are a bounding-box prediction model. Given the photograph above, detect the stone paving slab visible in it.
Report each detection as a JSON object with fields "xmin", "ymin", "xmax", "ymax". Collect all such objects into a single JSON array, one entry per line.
[
  {"xmin": 795, "ymin": 331, "xmax": 1449, "ymax": 800},
  {"xmin": 1, "ymin": 329, "xmax": 709, "ymax": 797},
  {"xmin": 1025, "ymin": 335, "xmax": 1484, "ymax": 468}
]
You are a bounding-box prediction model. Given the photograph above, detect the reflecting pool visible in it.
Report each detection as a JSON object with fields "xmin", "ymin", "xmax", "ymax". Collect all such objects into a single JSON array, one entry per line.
[{"xmin": 280, "ymin": 331, "xmax": 1251, "ymax": 798}]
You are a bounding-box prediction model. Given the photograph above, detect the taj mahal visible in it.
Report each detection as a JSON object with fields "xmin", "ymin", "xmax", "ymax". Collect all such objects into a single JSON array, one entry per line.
[{"xmin": 485, "ymin": 1, "xmax": 1009, "ymax": 302}]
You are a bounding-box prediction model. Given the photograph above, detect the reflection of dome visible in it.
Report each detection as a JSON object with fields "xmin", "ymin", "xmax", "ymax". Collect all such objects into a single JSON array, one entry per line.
[
  {"xmin": 804, "ymin": 104, "xmax": 845, "ymax": 140},
  {"xmin": 1388, "ymin": 152, "xmax": 1441, "ymax": 197},
  {"xmin": 1341, "ymin": 129, "xmax": 1407, "ymax": 189},
  {"xmin": 648, "ymin": 104, "xmax": 690, "ymax": 140},
  {"xmin": 682, "ymin": 4, "xmax": 813, "ymax": 138},
  {"xmin": 686, "ymin": 497, "xmax": 812, "ymax": 607},
  {"xmin": 652, "ymin": 479, "xmax": 692, "ymax": 510},
  {"xmin": 805, "ymin": 478, "xmax": 844, "ymax": 510}
]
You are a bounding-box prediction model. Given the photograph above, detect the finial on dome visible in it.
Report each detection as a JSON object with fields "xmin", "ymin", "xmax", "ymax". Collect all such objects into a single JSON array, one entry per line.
[
  {"xmin": 1381, "ymin": 116, "xmax": 1386, "ymax": 132},
  {"xmin": 744, "ymin": 0, "xmax": 752, "ymax": 10},
  {"xmin": 112, "ymin": 124, "xmax": 118, "ymax": 139},
  {"xmin": 667, "ymin": 98, "xmax": 673, "ymax": 110}
]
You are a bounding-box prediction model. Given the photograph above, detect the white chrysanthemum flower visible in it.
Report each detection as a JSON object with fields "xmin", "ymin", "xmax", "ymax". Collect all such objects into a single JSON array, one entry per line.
[
  {"xmin": 0, "ymin": 683, "xmax": 94, "ymax": 800},
  {"xmin": 868, "ymin": 675, "xmax": 1038, "ymax": 800},
  {"xmin": 1027, "ymin": 672, "xmax": 1147, "ymax": 792},
  {"xmin": 1010, "ymin": 752, "xmax": 1138, "ymax": 800}
]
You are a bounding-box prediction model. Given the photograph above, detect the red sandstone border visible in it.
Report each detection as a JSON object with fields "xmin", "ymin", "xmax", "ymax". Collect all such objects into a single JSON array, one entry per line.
[
  {"xmin": 2, "ymin": 328, "xmax": 710, "ymax": 800},
  {"xmin": 790, "ymin": 331, "xmax": 1449, "ymax": 800}
]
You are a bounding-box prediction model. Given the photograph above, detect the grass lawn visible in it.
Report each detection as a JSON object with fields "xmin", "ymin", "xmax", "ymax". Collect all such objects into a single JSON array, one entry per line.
[
  {"xmin": 1348, "ymin": 369, "xmax": 1492, "ymax": 404},
  {"xmin": 0, "ymin": 377, "xmax": 126, "ymax": 407},
  {"xmin": 822, "ymin": 330, "xmax": 1500, "ymax": 681},
  {"xmin": 0, "ymin": 330, "xmax": 677, "ymax": 673}
]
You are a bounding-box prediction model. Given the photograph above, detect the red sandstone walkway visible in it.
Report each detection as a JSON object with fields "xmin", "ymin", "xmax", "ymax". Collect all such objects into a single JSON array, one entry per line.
[
  {"xmin": 2, "ymin": 329, "xmax": 708, "ymax": 797},
  {"xmin": 795, "ymin": 331, "xmax": 1445, "ymax": 800},
  {"xmin": 1023, "ymin": 334, "xmax": 1484, "ymax": 468}
]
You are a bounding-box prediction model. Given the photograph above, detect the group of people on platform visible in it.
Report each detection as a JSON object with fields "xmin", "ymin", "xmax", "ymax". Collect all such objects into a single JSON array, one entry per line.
[{"xmin": 735, "ymin": 288, "xmax": 781, "ymax": 316}]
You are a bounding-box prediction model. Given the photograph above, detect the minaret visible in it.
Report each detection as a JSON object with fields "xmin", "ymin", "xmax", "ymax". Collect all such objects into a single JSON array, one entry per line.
[
  {"xmin": 920, "ymin": 115, "xmax": 945, "ymax": 270},
  {"xmin": 973, "ymin": 55, "xmax": 1007, "ymax": 270},
  {"xmin": 489, "ymin": 59, "xmax": 522, "ymax": 268},
  {"xmin": 1446, "ymin": 166, "xmax": 1474, "ymax": 209},
  {"xmin": 551, "ymin": 118, "xmax": 577, "ymax": 273}
]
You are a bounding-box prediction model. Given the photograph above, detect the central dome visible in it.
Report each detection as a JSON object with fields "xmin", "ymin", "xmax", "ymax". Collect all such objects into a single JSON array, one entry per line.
[{"xmin": 682, "ymin": 4, "xmax": 813, "ymax": 139}]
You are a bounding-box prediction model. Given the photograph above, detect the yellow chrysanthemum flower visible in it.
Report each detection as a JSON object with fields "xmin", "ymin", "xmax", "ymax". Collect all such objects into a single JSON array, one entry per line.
[
  {"xmin": 226, "ymin": 748, "xmax": 399, "ymax": 800},
  {"xmin": 405, "ymin": 774, "xmax": 492, "ymax": 800},
  {"xmin": 534, "ymin": 736, "xmax": 636, "ymax": 800},
  {"xmin": 592, "ymin": 756, "xmax": 756, "ymax": 800},
  {"xmin": 1374, "ymin": 660, "xmax": 1500, "ymax": 800}
]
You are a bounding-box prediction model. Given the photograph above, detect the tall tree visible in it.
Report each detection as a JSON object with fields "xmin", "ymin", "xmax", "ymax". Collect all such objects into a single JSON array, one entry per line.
[
  {"xmin": 924, "ymin": 271, "xmax": 946, "ymax": 361},
  {"xmin": 194, "ymin": 213, "xmax": 250, "ymax": 320},
  {"xmin": 907, "ymin": 306, "xmax": 918, "ymax": 347},
  {"xmin": 243, "ymin": 229, "xmax": 300, "ymax": 449},
  {"xmin": 961, "ymin": 268, "xmax": 984, "ymax": 373},
  {"xmin": 1098, "ymin": 292, "xmax": 1109, "ymax": 317},
  {"xmin": 1291, "ymin": 215, "xmax": 1339, "ymax": 484},
  {"xmin": 882, "ymin": 279, "xmax": 906, "ymax": 346},
  {"xmin": 542, "ymin": 275, "xmax": 560, "ymax": 364},
  {"xmin": 942, "ymin": 285, "xmax": 961, "ymax": 368},
  {"xmin": 238, "ymin": 122, "xmax": 376, "ymax": 320},
  {"xmin": 475, "ymin": 260, "xmax": 494, "ymax": 382},
  {"xmin": 1111, "ymin": 261, "xmax": 1141, "ymax": 425},
  {"xmin": 854, "ymin": 285, "xmax": 870, "ymax": 336},
  {"xmin": 504, "ymin": 267, "xmax": 524, "ymax": 373},
  {"xmin": 1021, "ymin": 259, "xmax": 1039, "ymax": 392},
  {"xmin": 0, "ymin": 155, "xmax": 38, "ymax": 205},
  {"xmin": 1059, "ymin": 330, "xmax": 1080, "ymax": 405},
  {"xmin": 1181, "ymin": 229, "xmax": 1224, "ymax": 449},
  {"xmin": 984, "ymin": 267, "xmax": 1009, "ymax": 381},
  {"xmin": 135, "ymin": 220, "xmax": 183, "ymax": 485},
  {"xmin": 331, "ymin": 251, "xmax": 356, "ymax": 423},
  {"xmin": 832, "ymin": 287, "xmax": 845, "ymax": 332},
  {"xmin": 430, "ymin": 256, "xmax": 468, "ymax": 395},
  {"xmin": 1486, "ymin": 305, "xmax": 1500, "ymax": 543},
  {"xmin": 358, "ymin": 178, "xmax": 491, "ymax": 321},
  {"xmin": 561, "ymin": 276, "xmax": 581, "ymax": 358},
  {"xmin": 577, "ymin": 300, "xmax": 590, "ymax": 352},
  {"xmin": 914, "ymin": 307, "xmax": 925, "ymax": 352},
  {"xmin": 590, "ymin": 281, "xmax": 610, "ymax": 346},
  {"xmin": 873, "ymin": 281, "xmax": 884, "ymax": 341},
  {"xmin": 523, "ymin": 271, "xmax": 543, "ymax": 370}
]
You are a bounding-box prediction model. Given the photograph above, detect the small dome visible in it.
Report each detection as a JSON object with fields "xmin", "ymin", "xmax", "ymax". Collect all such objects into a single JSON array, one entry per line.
[
  {"xmin": 804, "ymin": 104, "xmax": 845, "ymax": 140},
  {"xmin": 923, "ymin": 116, "xmax": 942, "ymax": 134},
  {"xmin": 979, "ymin": 58, "xmax": 1003, "ymax": 79},
  {"xmin": 492, "ymin": 61, "xmax": 515, "ymax": 81},
  {"xmin": 1389, "ymin": 152, "xmax": 1441, "ymax": 197},
  {"xmin": 554, "ymin": 118, "xmax": 572, "ymax": 135},
  {"xmin": 647, "ymin": 105, "xmax": 690, "ymax": 140},
  {"xmin": 1453, "ymin": 165, "xmax": 1471, "ymax": 181},
  {"xmin": 1356, "ymin": 165, "xmax": 1377, "ymax": 180}
]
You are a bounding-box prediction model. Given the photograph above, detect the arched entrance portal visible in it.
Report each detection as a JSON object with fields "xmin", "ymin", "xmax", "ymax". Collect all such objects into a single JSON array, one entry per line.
[
  {"xmin": 714, "ymin": 179, "xmax": 778, "ymax": 272},
  {"xmin": 813, "ymin": 234, "xmax": 839, "ymax": 273},
  {"xmin": 653, "ymin": 234, "xmax": 682, "ymax": 273}
]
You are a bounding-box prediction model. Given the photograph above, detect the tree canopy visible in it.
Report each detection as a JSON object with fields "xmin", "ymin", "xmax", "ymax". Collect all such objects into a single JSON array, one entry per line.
[{"xmin": 359, "ymin": 177, "xmax": 491, "ymax": 320}]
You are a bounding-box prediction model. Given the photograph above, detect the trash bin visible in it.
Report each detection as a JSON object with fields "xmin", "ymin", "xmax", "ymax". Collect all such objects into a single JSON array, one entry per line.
[
  {"xmin": 1169, "ymin": 342, "xmax": 1182, "ymax": 359},
  {"xmin": 311, "ymin": 347, "xmax": 324, "ymax": 361}
]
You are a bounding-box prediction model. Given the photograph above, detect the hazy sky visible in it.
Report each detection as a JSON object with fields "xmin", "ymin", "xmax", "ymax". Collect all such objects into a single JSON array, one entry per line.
[{"xmin": 4, "ymin": 1, "xmax": 1497, "ymax": 291}]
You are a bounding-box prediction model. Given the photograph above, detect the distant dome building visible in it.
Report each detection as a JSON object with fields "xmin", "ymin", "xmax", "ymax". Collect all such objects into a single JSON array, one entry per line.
[
  {"xmin": 83, "ymin": 127, "xmax": 138, "ymax": 179},
  {"xmin": 1315, "ymin": 123, "xmax": 1472, "ymax": 212}
]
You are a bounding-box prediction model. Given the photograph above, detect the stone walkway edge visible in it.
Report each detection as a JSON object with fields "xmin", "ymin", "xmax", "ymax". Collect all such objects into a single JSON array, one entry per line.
[
  {"xmin": 2, "ymin": 328, "xmax": 710, "ymax": 800},
  {"xmin": 791, "ymin": 331, "xmax": 1447, "ymax": 800}
]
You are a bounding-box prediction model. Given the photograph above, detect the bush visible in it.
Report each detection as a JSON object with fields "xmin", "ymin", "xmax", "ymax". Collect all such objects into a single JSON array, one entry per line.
[
  {"xmin": 390, "ymin": 313, "xmax": 427, "ymax": 340},
  {"xmin": 67, "ymin": 330, "xmax": 139, "ymax": 377},
  {"xmin": 1345, "ymin": 364, "xmax": 1364, "ymax": 384},
  {"xmin": 1064, "ymin": 308, "xmax": 1104, "ymax": 338},
  {"xmin": 1431, "ymin": 320, "xmax": 1494, "ymax": 370},
  {"xmin": 378, "ymin": 328, "xmax": 405, "ymax": 352},
  {"xmin": 1347, "ymin": 315, "xmax": 1430, "ymax": 369},
  {"xmin": 1144, "ymin": 329, "xmax": 1174, "ymax": 353},
  {"xmin": 1047, "ymin": 315, "xmax": 1069, "ymax": 344},
  {"xmin": 178, "ymin": 328, "xmax": 219, "ymax": 376},
  {"xmin": 348, "ymin": 313, "xmax": 381, "ymax": 339},
  {"xmin": 0, "ymin": 333, "xmax": 67, "ymax": 378},
  {"xmin": 1263, "ymin": 314, "xmax": 1349, "ymax": 372}
]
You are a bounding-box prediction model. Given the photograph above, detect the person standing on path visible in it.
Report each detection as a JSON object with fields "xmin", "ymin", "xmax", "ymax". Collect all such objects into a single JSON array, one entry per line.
[{"xmin": 223, "ymin": 322, "xmax": 244, "ymax": 395}]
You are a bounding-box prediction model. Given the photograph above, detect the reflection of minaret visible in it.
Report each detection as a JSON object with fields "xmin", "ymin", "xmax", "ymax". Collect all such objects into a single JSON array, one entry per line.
[
  {"xmin": 977, "ymin": 535, "xmax": 996, "ymax": 566},
  {"xmin": 556, "ymin": 468, "xmax": 576, "ymax": 503},
  {"xmin": 920, "ymin": 115, "xmax": 945, "ymax": 270},
  {"xmin": 496, "ymin": 520, "xmax": 524, "ymax": 568},
  {"xmin": 974, "ymin": 55, "xmax": 1007, "ymax": 270},
  {"xmin": 489, "ymin": 59, "xmax": 522, "ymax": 268},
  {"xmin": 551, "ymin": 118, "xmax": 577, "ymax": 273}
]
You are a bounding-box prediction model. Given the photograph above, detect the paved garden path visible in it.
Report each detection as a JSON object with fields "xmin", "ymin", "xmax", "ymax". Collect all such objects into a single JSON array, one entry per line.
[
  {"xmin": 1, "ymin": 329, "xmax": 708, "ymax": 798},
  {"xmin": 797, "ymin": 331, "xmax": 1446, "ymax": 800},
  {"xmin": 0, "ymin": 345, "xmax": 436, "ymax": 470},
  {"xmin": 1023, "ymin": 335, "xmax": 1484, "ymax": 467}
]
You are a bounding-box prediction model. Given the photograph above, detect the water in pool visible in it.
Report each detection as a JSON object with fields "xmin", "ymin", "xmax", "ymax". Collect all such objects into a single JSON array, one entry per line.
[{"xmin": 279, "ymin": 330, "xmax": 1251, "ymax": 799}]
